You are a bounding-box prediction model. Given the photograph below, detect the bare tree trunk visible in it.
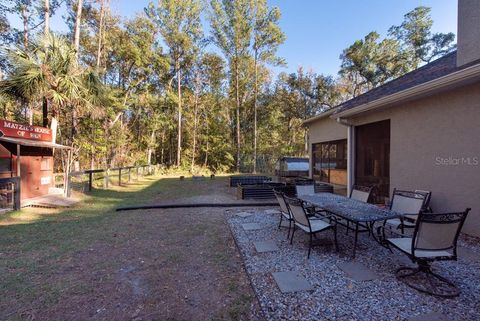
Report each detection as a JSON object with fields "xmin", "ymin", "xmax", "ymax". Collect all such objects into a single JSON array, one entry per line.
[
  {"xmin": 21, "ymin": 5, "xmax": 33, "ymax": 125},
  {"xmin": 203, "ymin": 116, "xmax": 209, "ymax": 168},
  {"xmin": 42, "ymin": 98, "xmax": 49, "ymax": 126},
  {"xmin": 44, "ymin": 0, "xmax": 50, "ymax": 35},
  {"xmin": 21, "ymin": 5, "xmax": 29, "ymax": 48},
  {"xmin": 147, "ymin": 130, "xmax": 155, "ymax": 165},
  {"xmin": 191, "ymin": 90, "xmax": 199, "ymax": 172},
  {"xmin": 73, "ymin": 0, "xmax": 83, "ymax": 57},
  {"xmin": 160, "ymin": 131, "xmax": 165, "ymax": 164},
  {"xmin": 253, "ymin": 52, "xmax": 258, "ymax": 173},
  {"xmin": 71, "ymin": 0, "xmax": 83, "ymax": 147},
  {"xmin": 96, "ymin": 0, "xmax": 106, "ymax": 68},
  {"xmin": 235, "ymin": 58, "xmax": 241, "ymax": 172},
  {"xmin": 176, "ymin": 63, "xmax": 182, "ymax": 167}
]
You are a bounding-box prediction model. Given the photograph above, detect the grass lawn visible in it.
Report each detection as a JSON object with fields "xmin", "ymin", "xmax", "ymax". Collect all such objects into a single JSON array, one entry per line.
[{"xmin": 0, "ymin": 175, "xmax": 261, "ymax": 321}]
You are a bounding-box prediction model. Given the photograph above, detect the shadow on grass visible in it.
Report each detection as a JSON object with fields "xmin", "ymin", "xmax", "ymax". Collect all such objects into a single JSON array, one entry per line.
[{"xmin": 0, "ymin": 175, "xmax": 231, "ymax": 250}]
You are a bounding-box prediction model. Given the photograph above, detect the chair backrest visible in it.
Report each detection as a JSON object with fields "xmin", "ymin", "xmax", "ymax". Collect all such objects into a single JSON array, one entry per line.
[
  {"xmin": 412, "ymin": 209, "xmax": 471, "ymax": 257},
  {"xmin": 390, "ymin": 189, "xmax": 426, "ymax": 216},
  {"xmin": 415, "ymin": 189, "xmax": 432, "ymax": 211},
  {"xmin": 295, "ymin": 184, "xmax": 315, "ymax": 196},
  {"xmin": 350, "ymin": 185, "xmax": 372, "ymax": 203},
  {"xmin": 274, "ymin": 189, "xmax": 290, "ymax": 218},
  {"xmin": 284, "ymin": 196, "xmax": 310, "ymax": 228}
]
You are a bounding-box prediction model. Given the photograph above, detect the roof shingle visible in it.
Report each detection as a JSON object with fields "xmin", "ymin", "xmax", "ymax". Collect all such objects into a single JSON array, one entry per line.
[{"xmin": 334, "ymin": 51, "xmax": 477, "ymax": 114}]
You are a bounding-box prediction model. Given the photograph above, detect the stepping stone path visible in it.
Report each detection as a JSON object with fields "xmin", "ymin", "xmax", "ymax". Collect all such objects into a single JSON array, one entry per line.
[
  {"xmin": 408, "ymin": 312, "xmax": 449, "ymax": 321},
  {"xmin": 264, "ymin": 209, "xmax": 279, "ymax": 215},
  {"xmin": 236, "ymin": 212, "xmax": 253, "ymax": 218},
  {"xmin": 337, "ymin": 261, "xmax": 379, "ymax": 281},
  {"xmin": 253, "ymin": 241, "xmax": 279, "ymax": 253},
  {"xmin": 241, "ymin": 223, "xmax": 262, "ymax": 231},
  {"xmin": 272, "ymin": 271, "xmax": 313, "ymax": 293}
]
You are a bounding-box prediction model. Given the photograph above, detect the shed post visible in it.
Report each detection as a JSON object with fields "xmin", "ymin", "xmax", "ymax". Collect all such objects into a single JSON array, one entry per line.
[{"xmin": 16, "ymin": 144, "xmax": 20, "ymax": 177}]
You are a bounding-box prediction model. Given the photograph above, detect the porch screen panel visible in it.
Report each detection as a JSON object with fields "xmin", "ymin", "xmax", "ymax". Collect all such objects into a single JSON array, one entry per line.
[
  {"xmin": 355, "ymin": 120, "xmax": 390, "ymax": 203},
  {"xmin": 312, "ymin": 139, "xmax": 347, "ymax": 186}
]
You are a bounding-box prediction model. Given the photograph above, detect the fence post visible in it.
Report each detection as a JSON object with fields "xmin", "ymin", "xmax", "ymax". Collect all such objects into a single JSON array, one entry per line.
[
  {"xmin": 66, "ymin": 173, "xmax": 72, "ymax": 197},
  {"xmin": 118, "ymin": 168, "xmax": 122, "ymax": 186},
  {"xmin": 128, "ymin": 167, "xmax": 131, "ymax": 182},
  {"xmin": 136, "ymin": 166, "xmax": 139, "ymax": 180},
  {"xmin": 88, "ymin": 171, "xmax": 93, "ymax": 192},
  {"xmin": 104, "ymin": 169, "xmax": 109, "ymax": 189}
]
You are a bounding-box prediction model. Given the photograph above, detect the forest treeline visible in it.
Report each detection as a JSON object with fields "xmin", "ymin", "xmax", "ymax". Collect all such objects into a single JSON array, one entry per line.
[{"xmin": 0, "ymin": 1, "xmax": 455, "ymax": 173}]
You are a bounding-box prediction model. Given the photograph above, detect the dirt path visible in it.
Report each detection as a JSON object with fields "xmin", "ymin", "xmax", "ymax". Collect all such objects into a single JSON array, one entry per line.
[{"xmin": 0, "ymin": 176, "xmax": 263, "ymax": 321}]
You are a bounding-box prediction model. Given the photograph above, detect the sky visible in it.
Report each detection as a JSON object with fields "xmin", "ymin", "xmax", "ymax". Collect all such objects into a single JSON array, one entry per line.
[{"xmin": 8, "ymin": 0, "xmax": 458, "ymax": 77}]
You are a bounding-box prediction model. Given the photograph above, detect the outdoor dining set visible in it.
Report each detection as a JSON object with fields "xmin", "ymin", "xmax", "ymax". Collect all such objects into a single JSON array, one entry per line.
[{"xmin": 273, "ymin": 184, "xmax": 471, "ymax": 298}]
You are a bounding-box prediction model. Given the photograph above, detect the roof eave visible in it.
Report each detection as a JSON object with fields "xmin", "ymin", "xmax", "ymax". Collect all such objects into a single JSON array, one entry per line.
[
  {"xmin": 302, "ymin": 108, "xmax": 338, "ymax": 126},
  {"xmin": 333, "ymin": 62, "xmax": 480, "ymax": 119}
]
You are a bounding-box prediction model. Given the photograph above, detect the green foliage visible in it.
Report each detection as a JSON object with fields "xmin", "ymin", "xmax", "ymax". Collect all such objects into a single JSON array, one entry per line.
[
  {"xmin": 0, "ymin": 3, "xmax": 456, "ymax": 174},
  {"xmin": 340, "ymin": 6, "xmax": 456, "ymax": 96}
]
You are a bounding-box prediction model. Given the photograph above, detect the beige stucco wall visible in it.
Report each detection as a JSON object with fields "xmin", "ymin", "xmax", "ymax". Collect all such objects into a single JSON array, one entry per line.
[
  {"xmin": 457, "ymin": 0, "xmax": 480, "ymax": 66},
  {"xmin": 347, "ymin": 82, "xmax": 480, "ymax": 237},
  {"xmin": 306, "ymin": 116, "xmax": 348, "ymax": 178}
]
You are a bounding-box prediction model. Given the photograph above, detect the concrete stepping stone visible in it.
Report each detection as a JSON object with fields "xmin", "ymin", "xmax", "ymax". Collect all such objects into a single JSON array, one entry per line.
[
  {"xmin": 457, "ymin": 246, "xmax": 479, "ymax": 262},
  {"xmin": 264, "ymin": 209, "xmax": 279, "ymax": 214},
  {"xmin": 408, "ymin": 312, "xmax": 449, "ymax": 321},
  {"xmin": 253, "ymin": 241, "xmax": 279, "ymax": 253},
  {"xmin": 337, "ymin": 261, "xmax": 379, "ymax": 281},
  {"xmin": 236, "ymin": 212, "xmax": 253, "ymax": 218},
  {"xmin": 272, "ymin": 271, "xmax": 313, "ymax": 293},
  {"xmin": 242, "ymin": 223, "xmax": 262, "ymax": 231}
]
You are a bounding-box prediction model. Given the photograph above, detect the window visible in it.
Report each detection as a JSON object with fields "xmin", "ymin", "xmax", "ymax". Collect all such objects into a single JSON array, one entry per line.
[
  {"xmin": 0, "ymin": 157, "xmax": 11, "ymax": 172},
  {"xmin": 312, "ymin": 139, "xmax": 347, "ymax": 185},
  {"xmin": 41, "ymin": 158, "xmax": 50, "ymax": 171}
]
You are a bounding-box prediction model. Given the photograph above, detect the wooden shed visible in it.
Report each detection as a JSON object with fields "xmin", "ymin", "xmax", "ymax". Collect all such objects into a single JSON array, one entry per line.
[{"xmin": 0, "ymin": 119, "xmax": 71, "ymax": 207}]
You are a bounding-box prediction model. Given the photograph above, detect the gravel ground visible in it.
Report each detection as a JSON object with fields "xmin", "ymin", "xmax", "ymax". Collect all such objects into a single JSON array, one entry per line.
[{"xmin": 226, "ymin": 209, "xmax": 480, "ymax": 321}]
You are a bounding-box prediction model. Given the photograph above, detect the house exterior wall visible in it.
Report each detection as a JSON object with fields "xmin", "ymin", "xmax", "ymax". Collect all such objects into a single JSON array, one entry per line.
[
  {"xmin": 306, "ymin": 116, "xmax": 348, "ymax": 178},
  {"xmin": 347, "ymin": 82, "xmax": 480, "ymax": 237}
]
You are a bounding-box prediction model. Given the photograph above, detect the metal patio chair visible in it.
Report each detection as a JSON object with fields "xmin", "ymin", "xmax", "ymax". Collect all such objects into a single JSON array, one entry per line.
[
  {"xmin": 384, "ymin": 189, "xmax": 430, "ymax": 235},
  {"xmin": 295, "ymin": 184, "xmax": 315, "ymax": 196},
  {"xmin": 350, "ymin": 185, "xmax": 373, "ymax": 202},
  {"xmin": 386, "ymin": 208, "xmax": 471, "ymax": 297},
  {"xmin": 345, "ymin": 185, "xmax": 373, "ymax": 235},
  {"xmin": 274, "ymin": 190, "xmax": 294, "ymax": 239},
  {"xmin": 284, "ymin": 196, "xmax": 338, "ymax": 258}
]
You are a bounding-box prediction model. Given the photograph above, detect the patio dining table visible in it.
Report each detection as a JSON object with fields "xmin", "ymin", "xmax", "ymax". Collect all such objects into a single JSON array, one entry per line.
[{"xmin": 299, "ymin": 193, "xmax": 401, "ymax": 257}]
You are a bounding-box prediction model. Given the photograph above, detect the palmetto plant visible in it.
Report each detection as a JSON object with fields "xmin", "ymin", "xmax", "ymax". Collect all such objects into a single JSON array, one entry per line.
[{"xmin": 0, "ymin": 33, "xmax": 103, "ymax": 119}]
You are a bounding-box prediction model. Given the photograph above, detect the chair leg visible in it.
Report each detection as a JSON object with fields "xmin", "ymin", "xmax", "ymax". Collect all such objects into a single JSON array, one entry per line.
[
  {"xmin": 286, "ymin": 220, "xmax": 292, "ymax": 239},
  {"xmin": 395, "ymin": 262, "xmax": 460, "ymax": 298},
  {"xmin": 333, "ymin": 226, "xmax": 339, "ymax": 252},
  {"xmin": 278, "ymin": 213, "xmax": 283, "ymax": 229},
  {"xmin": 308, "ymin": 233, "xmax": 313, "ymax": 259},
  {"xmin": 290, "ymin": 225, "xmax": 296, "ymax": 245}
]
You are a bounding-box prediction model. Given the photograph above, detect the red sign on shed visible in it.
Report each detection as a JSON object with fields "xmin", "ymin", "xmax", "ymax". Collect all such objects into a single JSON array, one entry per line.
[{"xmin": 0, "ymin": 119, "xmax": 52, "ymax": 142}]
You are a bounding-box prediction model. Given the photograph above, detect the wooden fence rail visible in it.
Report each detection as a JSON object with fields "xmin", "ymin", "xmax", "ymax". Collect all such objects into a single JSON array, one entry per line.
[{"xmin": 60, "ymin": 164, "xmax": 159, "ymax": 196}]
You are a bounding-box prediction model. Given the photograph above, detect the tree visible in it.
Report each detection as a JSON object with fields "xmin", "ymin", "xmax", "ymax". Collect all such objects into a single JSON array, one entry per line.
[
  {"xmin": 251, "ymin": 0, "xmax": 285, "ymax": 172},
  {"xmin": 146, "ymin": 0, "xmax": 203, "ymax": 167},
  {"xmin": 210, "ymin": 0, "xmax": 253, "ymax": 172},
  {"xmin": 340, "ymin": 32, "xmax": 407, "ymax": 94},
  {"xmin": 389, "ymin": 6, "xmax": 456, "ymax": 67}
]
